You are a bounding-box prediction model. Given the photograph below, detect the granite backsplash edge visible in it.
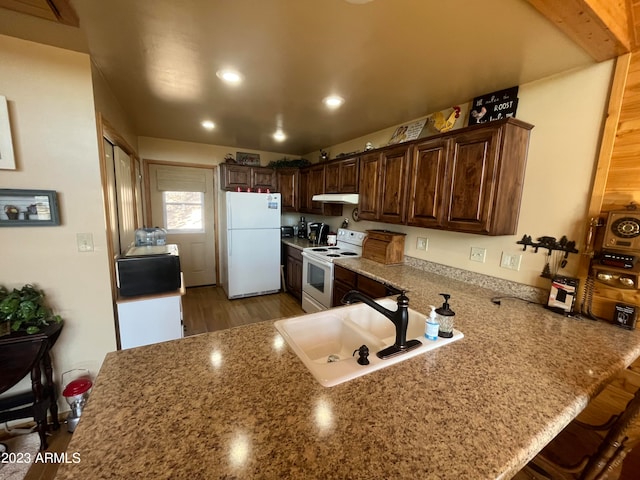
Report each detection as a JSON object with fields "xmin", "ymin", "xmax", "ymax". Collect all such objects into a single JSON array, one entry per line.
[{"xmin": 403, "ymin": 255, "xmax": 549, "ymax": 304}]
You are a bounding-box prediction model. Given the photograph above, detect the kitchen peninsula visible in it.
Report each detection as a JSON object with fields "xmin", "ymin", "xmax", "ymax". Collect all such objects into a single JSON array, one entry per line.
[{"xmin": 55, "ymin": 261, "xmax": 640, "ymax": 480}]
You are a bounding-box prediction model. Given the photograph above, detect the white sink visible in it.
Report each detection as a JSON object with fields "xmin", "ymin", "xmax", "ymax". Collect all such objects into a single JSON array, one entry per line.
[{"xmin": 274, "ymin": 298, "xmax": 463, "ymax": 387}]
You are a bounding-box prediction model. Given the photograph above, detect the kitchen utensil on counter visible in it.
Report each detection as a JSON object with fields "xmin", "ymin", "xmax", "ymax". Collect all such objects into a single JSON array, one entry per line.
[
  {"xmin": 281, "ymin": 226, "xmax": 294, "ymax": 238},
  {"xmin": 308, "ymin": 223, "xmax": 329, "ymax": 245},
  {"xmin": 298, "ymin": 216, "xmax": 307, "ymax": 238},
  {"xmin": 62, "ymin": 369, "xmax": 93, "ymax": 432}
]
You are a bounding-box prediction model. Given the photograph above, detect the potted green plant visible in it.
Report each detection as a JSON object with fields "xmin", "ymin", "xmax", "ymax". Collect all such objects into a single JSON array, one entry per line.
[{"xmin": 0, "ymin": 284, "xmax": 63, "ymax": 336}]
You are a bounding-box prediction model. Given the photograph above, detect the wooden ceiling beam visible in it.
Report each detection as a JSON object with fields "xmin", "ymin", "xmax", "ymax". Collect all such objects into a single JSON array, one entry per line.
[
  {"xmin": 0, "ymin": 0, "xmax": 78, "ymax": 27},
  {"xmin": 526, "ymin": 0, "xmax": 632, "ymax": 62}
]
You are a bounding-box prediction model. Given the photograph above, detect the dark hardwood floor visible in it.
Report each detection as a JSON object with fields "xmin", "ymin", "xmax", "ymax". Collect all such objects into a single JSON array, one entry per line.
[{"xmin": 181, "ymin": 286, "xmax": 304, "ymax": 335}]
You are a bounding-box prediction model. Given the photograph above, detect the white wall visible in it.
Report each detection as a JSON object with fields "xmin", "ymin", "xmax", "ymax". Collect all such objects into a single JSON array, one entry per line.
[
  {"xmin": 0, "ymin": 35, "xmax": 116, "ymax": 397},
  {"xmin": 286, "ymin": 61, "xmax": 615, "ymax": 289}
]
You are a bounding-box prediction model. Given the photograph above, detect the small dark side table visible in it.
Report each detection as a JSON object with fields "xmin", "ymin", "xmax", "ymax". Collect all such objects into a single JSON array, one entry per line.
[{"xmin": 0, "ymin": 322, "xmax": 63, "ymax": 450}]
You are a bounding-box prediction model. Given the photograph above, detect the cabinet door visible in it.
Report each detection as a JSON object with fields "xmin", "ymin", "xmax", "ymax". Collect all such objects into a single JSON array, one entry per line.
[
  {"xmin": 407, "ymin": 138, "xmax": 450, "ymax": 228},
  {"xmin": 308, "ymin": 165, "xmax": 326, "ymax": 214},
  {"xmin": 220, "ymin": 164, "xmax": 251, "ymax": 191},
  {"xmin": 339, "ymin": 157, "xmax": 359, "ymax": 193},
  {"xmin": 325, "ymin": 162, "xmax": 340, "ymax": 193},
  {"xmin": 443, "ymin": 127, "xmax": 500, "ymax": 234},
  {"xmin": 251, "ymin": 167, "xmax": 276, "ymax": 190},
  {"xmin": 356, "ymin": 274, "xmax": 389, "ymax": 299},
  {"xmin": 379, "ymin": 145, "xmax": 410, "ymax": 224},
  {"xmin": 358, "ymin": 152, "xmax": 382, "ymax": 220},
  {"xmin": 298, "ymin": 168, "xmax": 311, "ymax": 213},
  {"xmin": 277, "ymin": 168, "xmax": 299, "ymax": 212}
]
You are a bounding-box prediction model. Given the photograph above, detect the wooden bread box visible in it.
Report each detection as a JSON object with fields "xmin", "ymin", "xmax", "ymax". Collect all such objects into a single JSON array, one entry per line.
[{"xmin": 362, "ymin": 230, "xmax": 406, "ymax": 265}]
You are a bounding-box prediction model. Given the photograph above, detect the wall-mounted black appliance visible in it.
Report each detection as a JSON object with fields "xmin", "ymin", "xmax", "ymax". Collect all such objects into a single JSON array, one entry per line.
[{"xmin": 116, "ymin": 244, "xmax": 181, "ymax": 297}]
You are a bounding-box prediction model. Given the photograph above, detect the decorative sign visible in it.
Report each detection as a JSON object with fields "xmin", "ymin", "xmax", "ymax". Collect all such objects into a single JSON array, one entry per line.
[
  {"xmin": 387, "ymin": 119, "xmax": 427, "ymax": 145},
  {"xmin": 236, "ymin": 152, "xmax": 260, "ymax": 166},
  {"xmin": 469, "ymin": 86, "xmax": 519, "ymax": 125}
]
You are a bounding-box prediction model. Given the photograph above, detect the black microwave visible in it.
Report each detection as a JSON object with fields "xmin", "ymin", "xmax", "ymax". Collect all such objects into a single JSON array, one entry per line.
[{"xmin": 116, "ymin": 245, "xmax": 181, "ymax": 297}]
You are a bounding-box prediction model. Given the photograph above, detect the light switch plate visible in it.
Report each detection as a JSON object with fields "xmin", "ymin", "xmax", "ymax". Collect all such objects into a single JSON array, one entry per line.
[
  {"xmin": 77, "ymin": 233, "xmax": 94, "ymax": 252},
  {"xmin": 501, "ymin": 252, "xmax": 522, "ymax": 271},
  {"xmin": 416, "ymin": 237, "xmax": 428, "ymax": 251}
]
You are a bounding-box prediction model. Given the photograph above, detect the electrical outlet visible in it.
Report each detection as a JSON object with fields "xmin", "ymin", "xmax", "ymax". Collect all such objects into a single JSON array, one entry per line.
[
  {"xmin": 500, "ymin": 252, "xmax": 522, "ymax": 271},
  {"xmin": 470, "ymin": 247, "xmax": 486, "ymax": 263},
  {"xmin": 416, "ymin": 237, "xmax": 428, "ymax": 251},
  {"xmin": 77, "ymin": 233, "xmax": 94, "ymax": 252}
]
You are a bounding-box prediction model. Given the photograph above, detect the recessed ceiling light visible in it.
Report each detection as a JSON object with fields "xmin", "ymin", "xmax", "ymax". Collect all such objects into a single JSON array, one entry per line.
[
  {"xmin": 216, "ymin": 69, "xmax": 244, "ymax": 84},
  {"xmin": 201, "ymin": 120, "xmax": 215, "ymax": 130},
  {"xmin": 323, "ymin": 95, "xmax": 344, "ymax": 109},
  {"xmin": 273, "ymin": 130, "xmax": 286, "ymax": 142}
]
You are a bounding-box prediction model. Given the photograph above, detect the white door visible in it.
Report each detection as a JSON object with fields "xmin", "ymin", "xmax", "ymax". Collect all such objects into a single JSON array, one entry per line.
[{"xmin": 148, "ymin": 164, "xmax": 216, "ymax": 287}]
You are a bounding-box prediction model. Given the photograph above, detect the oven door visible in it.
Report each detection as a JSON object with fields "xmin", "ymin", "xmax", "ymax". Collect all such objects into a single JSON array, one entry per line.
[{"xmin": 301, "ymin": 252, "xmax": 333, "ymax": 312}]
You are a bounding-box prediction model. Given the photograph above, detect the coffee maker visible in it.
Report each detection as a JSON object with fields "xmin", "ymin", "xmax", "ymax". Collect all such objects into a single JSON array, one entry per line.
[{"xmin": 308, "ymin": 223, "xmax": 329, "ymax": 245}]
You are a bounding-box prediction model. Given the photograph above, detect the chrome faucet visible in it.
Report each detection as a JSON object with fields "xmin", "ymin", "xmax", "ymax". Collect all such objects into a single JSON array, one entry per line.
[{"xmin": 342, "ymin": 290, "xmax": 422, "ymax": 359}]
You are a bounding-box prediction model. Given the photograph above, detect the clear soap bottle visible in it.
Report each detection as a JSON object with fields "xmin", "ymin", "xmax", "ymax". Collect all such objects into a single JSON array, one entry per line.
[{"xmin": 425, "ymin": 306, "xmax": 439, "ymax": 341}]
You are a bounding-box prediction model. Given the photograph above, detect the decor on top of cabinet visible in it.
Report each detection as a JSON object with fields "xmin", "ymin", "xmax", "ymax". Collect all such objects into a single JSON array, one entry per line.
[
  {"xmin": 224, "ymin": 153, "xmax": 236, "ymax": 164},
  {"xmin": 0, "ymin": 189, "xmax": 60, "ymax": 226},
  {"xmin": 431, "ymin": 106, "xmax": 461, "ymax": 133},
  {"xmin": 387, "ymin": 118, "xmax": 427, "ymax": 145},
  {"xmin": 319, "ymin": 150, "xmax": 329, "ymax": 162},
  {"xmin": 267, "ymin": 158, "xmax": 311, "ymax": 169},
  {"xmin": 236, "ymin": 151, "xmax": 260, "ymax": 166},
  {"xmin": 469, "ymin": 86, "xmax": 519, "ymax": 125},
  {"xmin": 0, "ymin": 284, "xmax": 63, "ymax": 336}
]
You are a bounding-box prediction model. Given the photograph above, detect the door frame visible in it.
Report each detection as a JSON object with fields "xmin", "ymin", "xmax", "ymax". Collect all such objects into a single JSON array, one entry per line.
[
  {"xmin": 96, "ymin": 113, "xmax": 141, "ymax": 349},
  {"xmin": 142, "ymin": 158, "xmax": 220, "ymax": 286}
]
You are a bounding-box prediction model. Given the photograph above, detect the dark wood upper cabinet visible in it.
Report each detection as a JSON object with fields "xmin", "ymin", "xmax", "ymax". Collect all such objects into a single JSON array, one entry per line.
[
  {"xmin": 379, "ymin": 145, "xmax": 411, "ymax": 224},
  {"xmin": 277, "ymin": 168, "xmax": 299, "ymax": 212},
  {"xmin": 407, "ymin": 137, "xmax": 450, "ymax": 228},
  {"xmin": 441, "ymin": 119, "xmax": 531, "ymax": 235},
  {"xmin": 357, "ymin": 117, "xmax": 532, "ymax": 235},
  {"xmin": 251, "ymin": 167, "xmax": 276, "ymax": 190},
  {"xmin": 299, "ymin": 164, "xmax": 342, "ymax": 216},
  {"xmin": 325, "ymin": 157, "xmax": 359, "ymax": 193},
  {"xmin": 358, "ymin": 152, "xmax": 382, "ymax": 221},
  {"xmin": 219, "ymin": 164, "xmax": 276, "ymax": 191}
]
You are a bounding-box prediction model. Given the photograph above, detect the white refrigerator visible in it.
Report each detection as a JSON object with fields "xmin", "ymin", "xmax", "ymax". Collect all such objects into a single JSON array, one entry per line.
[{"xmin": 219, "ymin": 192, "xmax": 282, "ymax": 299}]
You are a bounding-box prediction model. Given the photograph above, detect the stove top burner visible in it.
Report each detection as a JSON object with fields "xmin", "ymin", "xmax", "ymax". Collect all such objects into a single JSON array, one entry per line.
[
  {"xmin": 326, "ymin": 254, "xmax": 340, "ymax": 258},
  {"xmin": 312, "ymin": 248, "xmax": 328, "ymax": 252},
  {"xmin": 340, "ymin": 252, "xmax": 358, "ymax": 256},
  {"xmin": 328, "ymin": 247, "xmax": 340, "ymax": 250}
]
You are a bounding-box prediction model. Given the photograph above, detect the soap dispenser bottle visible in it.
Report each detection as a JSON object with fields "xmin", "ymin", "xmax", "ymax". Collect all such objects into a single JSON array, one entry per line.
[
  {"xmin": 436, "ymin": 293, "xmax": 455, "ymax": 338},
  {"xmin": 425, "ymin": 306, "xmax": 439, "ymax": 341}
]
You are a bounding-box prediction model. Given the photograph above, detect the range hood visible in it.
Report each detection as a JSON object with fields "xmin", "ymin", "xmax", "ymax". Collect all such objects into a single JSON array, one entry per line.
[{"xmin": 311, "ymin": 193, "xmax": 359, "ymax": 205}]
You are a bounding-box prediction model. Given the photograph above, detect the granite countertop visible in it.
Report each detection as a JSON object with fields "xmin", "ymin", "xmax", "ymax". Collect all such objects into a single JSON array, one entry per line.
[
  {"xmin": 281, "ymin": 236, "xmax": 315, "ymax": 250},
  {"xmin": 56, "ymin": 260, "xmax": 640, "ymax": 480}
]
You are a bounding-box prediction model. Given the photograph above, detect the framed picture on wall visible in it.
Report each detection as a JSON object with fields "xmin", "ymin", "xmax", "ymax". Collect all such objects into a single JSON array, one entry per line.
[
  {"xmin": 0, "ymin": 95, "xmax": 16, "ymax": 170},
  {"xmin": 236, "ymin": 152, "xmax": 260, "ymax": 166},
  {"xmin": 0, "ymin": 189, "xmax": 61, "ymax": 226}
]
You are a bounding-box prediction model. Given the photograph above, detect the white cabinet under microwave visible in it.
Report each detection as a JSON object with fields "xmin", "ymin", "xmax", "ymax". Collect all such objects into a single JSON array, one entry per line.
[{"xmin": 116, "ymin": 293, "xmax": 184, "ymax": 350}]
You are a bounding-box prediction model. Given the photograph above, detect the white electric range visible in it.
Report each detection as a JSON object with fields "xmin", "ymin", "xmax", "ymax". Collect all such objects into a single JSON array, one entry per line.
[{"xmin": 301, "ymin": 228, "xmax": 366, "ymax": 313}]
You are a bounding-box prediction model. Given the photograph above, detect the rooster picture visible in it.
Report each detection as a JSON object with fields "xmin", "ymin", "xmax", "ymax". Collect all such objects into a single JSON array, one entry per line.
[{"xmin": 431, "ymin": 105, "xmax": 461, "ymax": 133}]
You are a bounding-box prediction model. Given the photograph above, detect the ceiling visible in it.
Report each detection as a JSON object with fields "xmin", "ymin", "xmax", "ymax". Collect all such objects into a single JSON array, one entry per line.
[{"xmin": 0, "ymin": 0, "xmax": 596, "ymax": 155}]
